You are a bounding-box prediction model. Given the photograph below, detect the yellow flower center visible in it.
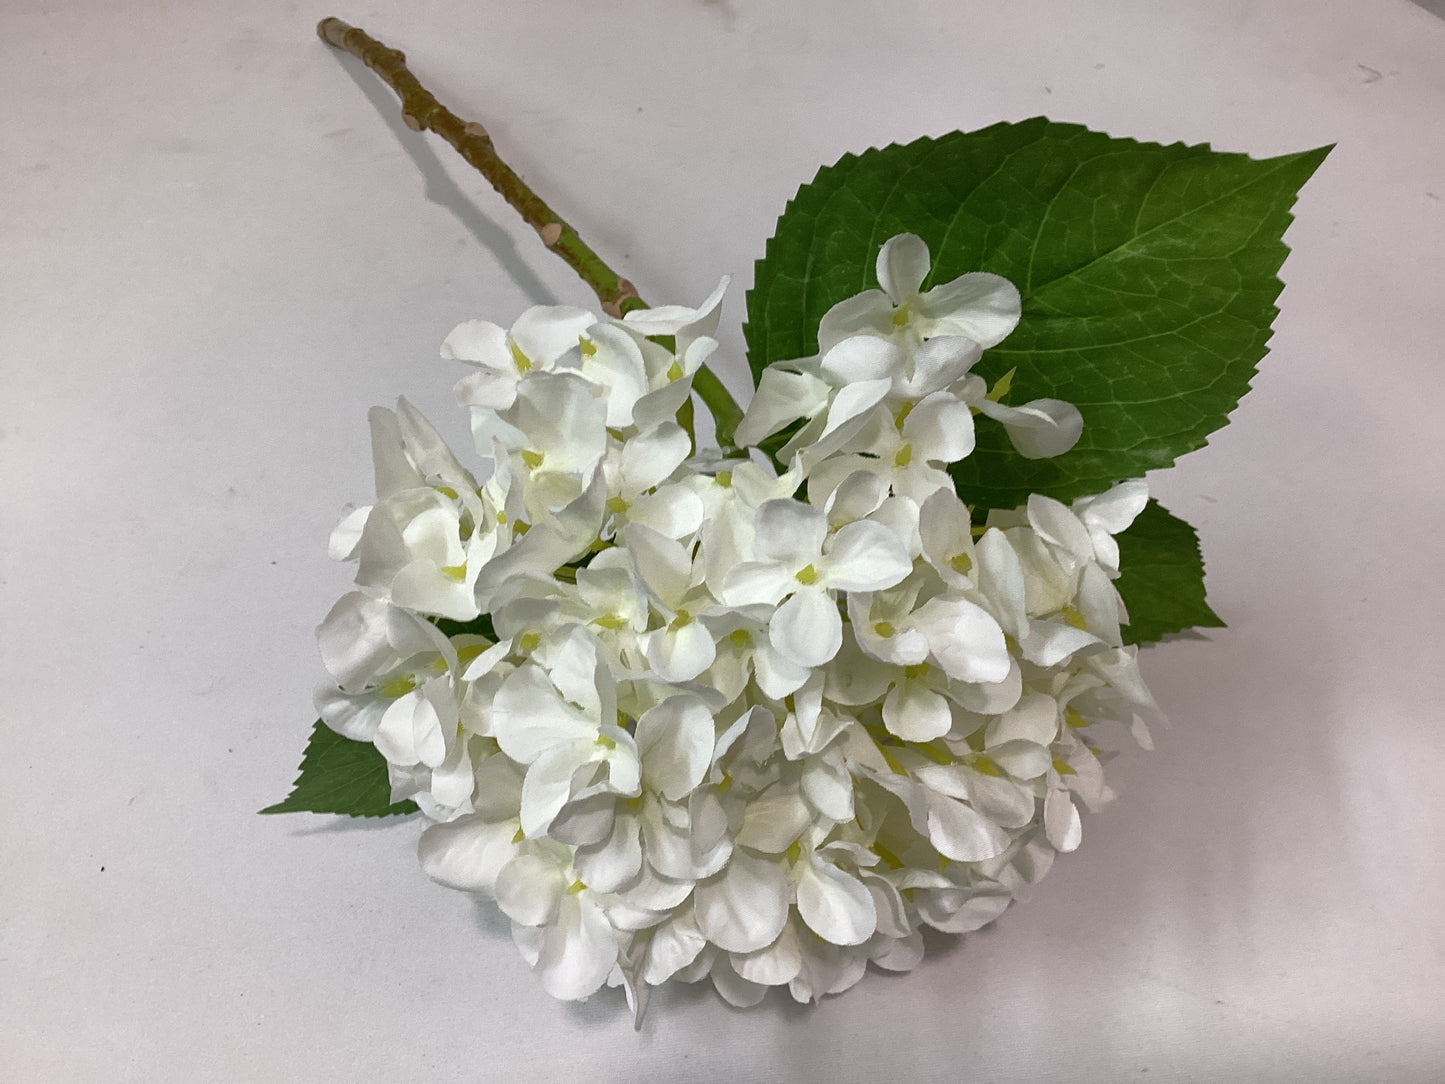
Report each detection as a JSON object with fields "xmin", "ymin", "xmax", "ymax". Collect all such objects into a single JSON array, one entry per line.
[
  {"xmin": 509, "ymin": 341, "xmax": 532, "ymax": 374},
  {"xmin": 379, "ymin": 675, "xmax": 418, "ymax": 699}
]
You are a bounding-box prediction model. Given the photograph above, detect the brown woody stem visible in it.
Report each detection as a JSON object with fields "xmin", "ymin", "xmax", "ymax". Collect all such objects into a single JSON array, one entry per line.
[{"xmin": 317, "ymin": 17, "xmax": 745, "ymax": 449}]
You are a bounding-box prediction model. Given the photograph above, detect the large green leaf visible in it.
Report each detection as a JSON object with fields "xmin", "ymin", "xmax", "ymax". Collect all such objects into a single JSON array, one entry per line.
[
  {"xmin": 745, "ymin": 119, "xmax": 1328, "ymax": 508},
  {"xmin": 260, "ymin": 720, "xmax": 418, "ymax": 818},
  {"xmin": 1114, "ymin": 499, "xmax": 1224, "ymax": 645}
]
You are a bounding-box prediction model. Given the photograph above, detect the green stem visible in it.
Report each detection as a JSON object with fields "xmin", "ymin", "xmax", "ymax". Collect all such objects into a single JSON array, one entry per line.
[
  {"xmin": 317, "ymin": 17, "xmax": 744, "ymax": 449},
  {"xmin": 692, "ymin": 365, "xmax": 744, "ymax": 450}
]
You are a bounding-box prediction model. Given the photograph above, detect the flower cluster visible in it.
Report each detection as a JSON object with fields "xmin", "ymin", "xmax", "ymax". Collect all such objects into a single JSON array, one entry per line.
[{"xmin": 316, "ymin": 234, "xmax": 1160, "ymax": 1020}]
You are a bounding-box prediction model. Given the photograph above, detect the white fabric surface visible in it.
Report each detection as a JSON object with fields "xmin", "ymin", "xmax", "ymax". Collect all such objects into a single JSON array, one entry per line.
[{"xmin": 3, "ymin": 0, "xmax": 1443, "ymax": 1079}]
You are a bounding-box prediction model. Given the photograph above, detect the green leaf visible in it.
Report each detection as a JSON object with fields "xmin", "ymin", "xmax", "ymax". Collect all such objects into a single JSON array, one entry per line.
[
  {"xmin": 260, "ymin": 720, "xmax": 418, "ymax": 818},
  {"xmin": 1114, "ymin": 499, "xmax": 1225, "ymax": 645},
  {"xmin": 433, "ymin": 612, "xmax": 496, "ymax": 640},
  {"xmin": 745, "ymin": 119, "xmax": 1329, "ymax": 508}
]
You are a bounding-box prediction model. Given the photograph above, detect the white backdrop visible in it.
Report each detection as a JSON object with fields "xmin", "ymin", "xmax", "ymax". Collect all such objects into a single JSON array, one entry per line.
[{"xmin": 4, "ymin": 1, "xmax": 1444, "ymax": 1080}]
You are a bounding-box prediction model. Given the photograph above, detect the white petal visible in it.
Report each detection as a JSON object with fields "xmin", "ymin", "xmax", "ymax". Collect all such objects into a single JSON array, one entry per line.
[
  {"xmin": 494, "ymin": 853, "xmax": 565, "ymax": 926},
  {"xmin": 510, "ymin": 305, "xmax": 595, "ymax": 366},
  {"xmin": 1045, "ymin": 785, "xmax": 1083, "ymax": 852},
  {"xmin": 328, "ymin": 505, "xmax": 371, "ymax": 561},
  {"xmin": 690, "ymin": 786, "xmax": 731, "ymax": 857},
  {"xmin": 627, "ymin": 485, "xmax": 705, "ymax": 540},
  {"xmin": 906, "ymin": 335, "xmax": 981, "ymax": 396},
  {"xmin": 876, "ymin": 232, "xmax": 931, "ymax": 302},
  {"xmin": 817, "ymin": 294, "xmax": 893, "ymax": 353},
  {"xmin": 817, "ymin": 378, "xmax": 891, "ymax": 439},
  {"xmin": 870, "ymin": 932, "xmax": 925, "ymax": 973},
  {"xmin": 620, "ymin": 423, "xmax": 691, "ymax": 493},
  {"xmin": 965, "ymin": 772, "xmax": 1037, "ymax": 829},
  {"xmin": 751, "ymin": 638, "xmax": 813, "ymax": 699},
  {"xmin": 919, "ymin": 488, "xmax": 976, "ymax": 587},
  {"xmin": 919, "ymin": 271, "xmax": 1021, "ymax": 348},
  {"xmin": 1074, "ymin": 478, "xmax": 1149, "ymax": 538},
  {"xmin": 648, "ymin": 621, "xmax": 717, "ymax": 684},
  {"xmin": 720, "ymin": 560, "xmax": 796, "ymax": 607},
  {"xmin": 902, "ymin": 392, "xmax": 976, "ymax": 464},
  {"xmin": 520, "ymin": 743, "xmax": 591, "ymax": 838},
  {"xmin": 792, "ymin": 937, "xmax": 867, "ymax": 1000},
  {"xmin": 733, "ymin": 366, "xmax": 829, "ymax": 447},
  {"xmin": 1011, "ymin": 833, "xmax": 1057, "ymax": 886},
  {"xmin": 824, "ymin": 520, "xmax": 913, "ymax": 592},
  {"xmin": 822, "ymin": 631, "xmax": 896, "ymax": 705},
  {"xmin": 440, "ymin": 318, "xmax": 508, "ymax": 365},
  {"xmin": 882, "ymin": 681, "xmax": 953, "ymax": 742},
  {"xmin": 824, "ymin": 469, "xmax": 888, "ymax": 529},
  {"xmin": 636, "ymin": 696, "xmax": 715, "ymax": 802},
  {"xmin": 796, "ymin": 857, "xmax": 877, "ymax": 946},
  {"xmin": 619, "ymin": 276, "xmax": 728, "ymax": 346},
  {"xmin": 623, "ymin": 523, "xmax": 691, "ymax": 607},
  {"xmin": 574, "ymin": 810, "xmax": 643, "ymax": 893},
  {"xmin": 731, "ymin": 921, "xmax": 803, "ymax": 986},
  {"xmin": 920, "ymin": 889, "xmax": 1012, "ymax": 933},
  {"xmin": 316, "ymin": 593, "xmax": 398, "ymax": 693},
  {"xmin": 861, "ymin": 874, "xmax": 912, "ymax": 941},
  {"xmin": 1020, "ymin": 620, "xmax": 1101, "ymax": 667},
  {"xmin": 985, "ymin": 692, "xmax": 1060, "ymax": 747},
  {"xmin": 770, "ymin": 587, "xmax": 843, "ymax": 668},
  {"xmin": 753, "ymin": 499, "xmax": 827, "ymax": 566},
  {"xmin": 389, "ymin": 561, "xmax": 477, "ymax": 622},
  {"xmin": 417, "ymin": 815, "xmax": 521, "ymax": 895},
  {"xmin": 989, "ymin": 740, "xmax": 1051, "ymax": 780},
  {"xmin": 977, "ymin": 398, "xmax": 1083, "ymax": 459},
  {"xmin": 630, "ymin": 377, "xmax": 693, "ymax": 434},
  {"xmin": 491, "ymin": 666, "xmax": 590, "ymax": 764},
  {"xmin": 953, "ymin": 659, "xmax": 1023, "ymax": 716},
  {"xmin": 314, "ymin": 687, "xmax": 384, "ymax": 743},
  {"xmin": 735, "ymin": 785, "xmax": 813, "ymax": 853},
  {"xmin": 694, "ymin": 851, "xmax": 791, "ymax": 954},
  {"xmin": 913, "ymin": 596, "xmax": 1010, "ymax": 684},
  {"xmin": 1027, "ymin": 493, "xmax": 1094, "ymax": 561},
  {"xmin": 710, "ymin": 955, "xmax": 769, "ymax": 1008},
  {"xmin": 820, "ymin": 335, "xmax": 904, "ymax": 385},
  {"xmin": 642, "ymin": 909, "xmax": 709, "ymax": 985},
  {"xmin": 471, "ymin": 754, "xmax": 525, "ymax": 821},
  {"xmin": 547, "ymin": 793, "xmax": 617, "ymax": 847},
  {"xmin": 576, "ymin": 323, "xmax": 648, "ymax": 427},
  {"xmin": 976, "ymin": 527, "xmax": 1030, "ymax": 638},
  {"xmin": 800, "ymin": 749, "xmax": 855, "ymax": 822},
  {"xmin": 536, "ymin": 893, "xmax": 618, "ymax": 1001},
  {"xmin": 373, "ymin": 690, "xmax": 437, "ymax": 767},
  {"xmin": 543, "ymin": 628, "xmax": 603, "ymax": 719},
  {"xmin": 1077, "ymin": 561, "xmax": 1124, "ymax": 646},
  {"xmin": 454, "ymin": 367, "xmax": 520, "ymax": 411},
  {"xmin": 366, "ymin": 406, "xmax": 424, "ymax": 497},
  {"xmin": 621, "ymin": 872, "xmax": 694, "ymax": 928},
  {"xmin": 925, "ymin": 791, "xmax": 1011, "ymax": 862},
  {"xmin": 395, "ymin": 397, "xmax": 475, "ymax": 489},
  {"xmin": 637, "ymin": 795, "xmax": 696, "ymax": 882}
]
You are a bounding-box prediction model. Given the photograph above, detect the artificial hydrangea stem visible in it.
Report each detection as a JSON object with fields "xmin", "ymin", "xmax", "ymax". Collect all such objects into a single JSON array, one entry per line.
[
  {"xmin": 317, "ymin": 17, "xmax": 745, "ymax": 449},
  {"xmin": 691, "ymin": 366, "xmax": 744, "ymax": 452}
]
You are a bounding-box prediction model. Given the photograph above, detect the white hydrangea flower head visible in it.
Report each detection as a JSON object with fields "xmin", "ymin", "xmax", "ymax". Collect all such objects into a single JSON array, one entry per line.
[{"xmin": 315, "ymin": 238, "xmax": 1165, "ymax": 1023}]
